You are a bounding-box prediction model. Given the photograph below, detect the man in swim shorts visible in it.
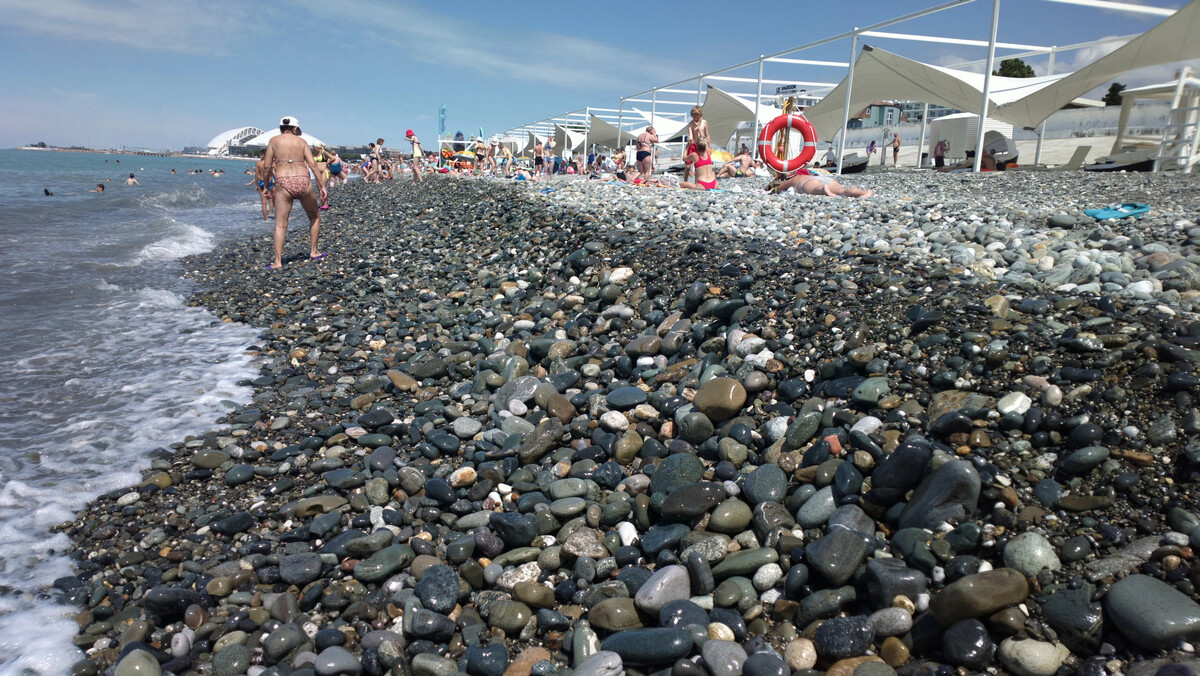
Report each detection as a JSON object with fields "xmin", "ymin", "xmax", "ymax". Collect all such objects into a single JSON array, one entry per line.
[
  {"xmin": 263, "ymin": 116, "xmax": 327, "ymax": 269},
  {"xmin": 533, "ymin": 138, "xmax": 545, "ymax": 173}
]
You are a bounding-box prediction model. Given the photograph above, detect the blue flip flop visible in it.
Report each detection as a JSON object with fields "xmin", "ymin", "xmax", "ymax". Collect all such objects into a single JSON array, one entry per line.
[{"xmin": 1084, "ymin": 203, "xmax": 1150, "ymax": 220}]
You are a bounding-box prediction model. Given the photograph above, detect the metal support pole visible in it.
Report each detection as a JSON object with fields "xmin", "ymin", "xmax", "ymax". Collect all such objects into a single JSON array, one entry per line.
[
  {"xmin": 752, "ymin": 57, "xmax": 765, "ymax": 158},
  {"xmin": 837, "ymin": 31, "xmax": 858, "ymax": 175},
  {"xmin": 1034, "ymin": 48, "xmax": 1055, "ymax": 166},
  {"xmin": 617, "ymin": 100, "xmax": 624, "ymax": 165},
  {"xmin": 917, "ymin": 102, "xmax": 929, "ymax": 167},
  {"xmin": 973, "ymin": 0, "xmax": 1001, "ymax": 173},
  {"xmin": 651, "ymin": 90, "xmax": 657, "ymax": 170}
]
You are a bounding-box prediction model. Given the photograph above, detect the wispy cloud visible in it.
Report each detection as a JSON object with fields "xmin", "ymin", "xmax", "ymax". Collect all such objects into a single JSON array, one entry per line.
[
  {"xmin": 0, "ymin": 0, "xmax": 269, "ymax": 56},
  {"xmin": 296, "ymin": 0, "xmax": 691, "ymax": 92}
]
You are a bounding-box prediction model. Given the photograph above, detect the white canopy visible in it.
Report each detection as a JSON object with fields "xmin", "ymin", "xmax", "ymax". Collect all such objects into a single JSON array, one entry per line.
[
  {"xmin": 628, "ymin": 108, "xmax": 688, "ymax": 141},
  {"xmin": 526, "ymin": 131, "xmax": 545, "ymax": 154},
  {"xmin": 701, "ymin": 86, "xmax": 777, "ymax": 148},
  {"xmin": 586, "ymin": 114, "xmax": 641, "ymax": 149},
  {"xmin": 244, "ymin": 129, "xmax": 326, "ymax": 147},
  {"xmin": 996, "ymin": 0, "xmax": 1200, "ymax": 130},
  {"xmin": 802, "ymin": 1, "xmax": 1200, "ymax": 138},
  {"xmin": 802, "ymin": 45, "xmax": 1066, "ymax": 139},
  {"xmin": 498, "ymin": 135, "xmax": 527, "ymax": 154},
  {"xmin": 554, "ymin": 124, "xmax": 586, "ymax": 154}
]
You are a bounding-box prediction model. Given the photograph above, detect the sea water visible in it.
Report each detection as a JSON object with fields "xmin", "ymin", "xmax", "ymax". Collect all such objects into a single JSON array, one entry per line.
[{"xmin": 0, "ymin": 149, "xmax": 269, "ymax": 675}]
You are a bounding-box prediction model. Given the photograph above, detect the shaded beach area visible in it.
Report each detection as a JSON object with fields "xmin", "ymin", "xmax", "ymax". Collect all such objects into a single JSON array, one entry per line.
[{"xmin": 62, "ymin": 172, "xmax": 1200, "ymax": 675}]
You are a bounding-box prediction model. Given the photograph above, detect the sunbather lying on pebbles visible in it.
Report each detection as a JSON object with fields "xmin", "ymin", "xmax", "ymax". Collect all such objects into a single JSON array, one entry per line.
[{"xmin": 772, "ymin": 169, "xmax": 873, "ymax": 198}]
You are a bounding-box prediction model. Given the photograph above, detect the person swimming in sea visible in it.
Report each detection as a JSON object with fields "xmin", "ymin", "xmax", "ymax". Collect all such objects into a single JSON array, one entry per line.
[
  {"xmin": 90, "ymin": 184, "xmax": 105, "ymax": 193},
  {"xmin": 125, "ymin": 173, "xmax": 138, "ymax": 185}
]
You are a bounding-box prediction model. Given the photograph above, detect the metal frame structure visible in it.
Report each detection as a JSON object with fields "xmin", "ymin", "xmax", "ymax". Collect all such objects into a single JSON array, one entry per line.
[{"xmin": 503, "ymin": 0, "xmax": 1179, "ymax": 173}]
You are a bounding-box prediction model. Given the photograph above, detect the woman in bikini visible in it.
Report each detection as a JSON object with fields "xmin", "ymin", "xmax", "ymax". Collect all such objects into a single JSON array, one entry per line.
[
  {"xmin": 312, "ymin": 146, "xmax": 331, "ymax": 209},
  {"xmin": 263, "ymin": 116, "xmax": 327, "ymax": 269},
  {"xmin": 635, "ymin": 126, "xmax": 658, "ymax": 179},
  {"xmin": 679, "ymin": 141, "xmax": 718, "ymax": 191}
]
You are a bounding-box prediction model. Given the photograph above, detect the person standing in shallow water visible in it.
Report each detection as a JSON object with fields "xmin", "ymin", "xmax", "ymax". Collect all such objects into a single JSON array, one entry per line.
[{"xmin": 263, "ymin": 116, "xmax": 326, "ymax": 269}]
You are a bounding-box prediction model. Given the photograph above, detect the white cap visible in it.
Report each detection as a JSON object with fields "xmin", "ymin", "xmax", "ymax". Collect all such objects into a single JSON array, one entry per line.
[{"xmin": 280, "ymin": 115, "xmax": 301, "ymax": 128}]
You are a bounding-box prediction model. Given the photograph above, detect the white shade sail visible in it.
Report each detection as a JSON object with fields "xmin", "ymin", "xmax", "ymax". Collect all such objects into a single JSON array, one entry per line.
[
  {"xmin": 554, "ymin": 124, "xmax": 586, "ymax": 153},
  {"xmin": 802, "ymin": 45, "xmax": 1066, "ymax": 139},
  {"xmin": 586, "ymin": 115, "xmax": 641, "ymax": 149},
  {"xmin": 701, "ymin": 85, "xmax": 778, "ymax": 148},
  {"xmin": 996, "ymin": 0, "xmax": 1200, "ymax": 130},
  {"xmin": 628, "ymin": 108, "xmax": 688, "ymax": 141}
]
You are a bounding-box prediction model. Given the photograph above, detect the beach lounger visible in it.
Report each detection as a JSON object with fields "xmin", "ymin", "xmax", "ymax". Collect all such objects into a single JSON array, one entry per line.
[{"xmin": 1010, "ymin": 145, "xmax": 1091, "ymax": 172}]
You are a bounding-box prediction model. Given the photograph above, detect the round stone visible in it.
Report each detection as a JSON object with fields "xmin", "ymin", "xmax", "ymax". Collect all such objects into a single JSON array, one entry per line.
[
  {"xmin": 1002, "ymin": 532, "xmax": 1061, "ymax": 576},
  {"xmin": 692, "ymin": 378, "xmax": 748, "ymax": 422},
  {"xmin": 709, "ymin": 498, "xmax": 753, "ymax": 534},
  {"xmin": 784, "ymin": 638, "xmax": 817, "ymax": 670}
]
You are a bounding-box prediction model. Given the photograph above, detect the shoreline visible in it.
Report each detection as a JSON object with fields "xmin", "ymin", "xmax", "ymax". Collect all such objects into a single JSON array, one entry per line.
[
  {"xmin": 61, "ymin": 172, "xmax": 1200, "ymax": 675},
  {"xmin": 14, "ymin": 147, "xmax": 256, "ymax": 161}
]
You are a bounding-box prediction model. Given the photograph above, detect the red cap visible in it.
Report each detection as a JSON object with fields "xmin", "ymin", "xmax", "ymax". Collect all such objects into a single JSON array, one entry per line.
[{"xmin": 406, "ymin": 129, "xmax": 414, "ymax": 137}]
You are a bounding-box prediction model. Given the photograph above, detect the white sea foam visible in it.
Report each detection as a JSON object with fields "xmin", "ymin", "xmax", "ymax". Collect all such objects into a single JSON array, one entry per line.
[
  {"xmin": 127, "ymin": 220, "xmax": 215, "ymax": 265},
  {"xmin": 137, "ymin": 186, "xmax": 214, "ymax": 210},
  {"xmin": 0, "ymin": 605, "xmax": 84, "ymax": 676}
]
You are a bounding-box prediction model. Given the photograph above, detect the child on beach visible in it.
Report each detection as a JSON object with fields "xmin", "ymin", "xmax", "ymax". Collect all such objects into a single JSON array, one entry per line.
[{"xmin": 405, "ymin": 130, "xmax": 424, "ymax": 184}]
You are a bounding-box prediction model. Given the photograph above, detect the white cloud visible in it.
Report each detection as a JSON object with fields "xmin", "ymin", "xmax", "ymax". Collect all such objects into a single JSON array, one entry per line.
[
  {"xmin": 295, "ymin": 0, "xmax": 691, "ymax": 92},
  {"xmin": 0, "ymin": 0, "xmax": 270, "ymax": 56}
]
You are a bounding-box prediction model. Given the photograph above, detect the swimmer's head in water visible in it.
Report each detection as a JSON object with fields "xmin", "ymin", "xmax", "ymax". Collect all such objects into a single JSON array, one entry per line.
[{"xmin": 129, "ymin": 173, "xmax": 135, "ymax": 178}]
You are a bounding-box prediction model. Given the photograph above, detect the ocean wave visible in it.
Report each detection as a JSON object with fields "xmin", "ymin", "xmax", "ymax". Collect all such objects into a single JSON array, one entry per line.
[
  {"xmin": 137, "ymin": 185, "xmax": 215, "ymax": 210},
  {"xmin": 126, "ymin": 221, "xmax": 215, "ymax": 265}
]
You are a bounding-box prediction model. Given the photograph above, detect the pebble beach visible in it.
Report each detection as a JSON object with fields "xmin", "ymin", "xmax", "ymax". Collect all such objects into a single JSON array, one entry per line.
[{"xmin": 60, "ymin": 170, "xmax": 1200, "ymax": 676}]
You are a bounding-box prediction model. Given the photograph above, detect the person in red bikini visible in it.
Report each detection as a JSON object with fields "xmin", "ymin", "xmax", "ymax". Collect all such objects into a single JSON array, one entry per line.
[
  {"xmin": 263, "ymin": 116, "xmax": 327, "ymax": 269},
  {"xmin": 679, "ymin": 140, "xmax": 718, "ymax": 191}
]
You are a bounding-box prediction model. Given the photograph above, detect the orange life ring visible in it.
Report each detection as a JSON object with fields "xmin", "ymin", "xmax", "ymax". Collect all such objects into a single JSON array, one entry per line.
[{"xmin": 757, "ymin": 114, "xmax": 817, "ymax": 173}]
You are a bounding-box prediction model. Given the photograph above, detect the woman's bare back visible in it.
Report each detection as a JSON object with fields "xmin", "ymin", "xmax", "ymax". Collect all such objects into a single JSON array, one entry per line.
[{"xmin": 267, "ymin": 133, "xmax": 314, "ymax": 178}]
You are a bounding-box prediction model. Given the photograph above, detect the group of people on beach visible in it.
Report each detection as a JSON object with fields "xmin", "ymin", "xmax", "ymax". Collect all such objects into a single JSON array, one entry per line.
[{"xmin": 258, "ymin": 105, "xmax": 882, "ymax": 269}]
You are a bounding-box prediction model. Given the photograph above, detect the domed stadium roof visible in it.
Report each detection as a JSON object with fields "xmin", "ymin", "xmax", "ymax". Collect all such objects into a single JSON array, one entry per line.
[
  {"xmin": 244, "ymin": 129, "xmax": 325, "ymax": 147},
  {"xmin": 206, "ymin": 126, "xmax": 265, "ymax": 149}
]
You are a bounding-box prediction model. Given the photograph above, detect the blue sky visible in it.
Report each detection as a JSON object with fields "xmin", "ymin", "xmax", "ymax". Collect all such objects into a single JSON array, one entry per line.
[{"xmin": 0, "ymin": 0, "xmax": 1190, "ymax": 150}]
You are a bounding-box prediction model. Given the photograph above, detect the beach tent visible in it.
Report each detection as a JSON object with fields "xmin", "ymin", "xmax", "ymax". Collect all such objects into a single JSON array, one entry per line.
[
  {"xmin": 701, "ymin": 86, "xmax": 778, "ymax": 149},
  {"xmin": 244, "ymin": 129, "xmax": 326, "ymax": 148},
  {"xmin": 928, "ymin": 113, "xmax": 1013, "ymax": 158},
  {"xmin": 996, "ymin": 0, "xmax": 1200, "ymax": 130},
  {"xmin": 801, "ymin": 46, "xmax": 1066, "ymax": 140}
]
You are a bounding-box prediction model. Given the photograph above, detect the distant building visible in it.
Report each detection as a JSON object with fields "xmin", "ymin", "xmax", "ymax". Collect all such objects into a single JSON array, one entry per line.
[
  {"xmin": 847, "ymin": 101, "xmax": 909, "ymax": 129},
  {"xmin": 206, "ymin": 127, "xmax": 265, "ymax": 156},
  {"xmin": 898, "ymin": 101, "xmax": 959, "ymax": 123}
]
